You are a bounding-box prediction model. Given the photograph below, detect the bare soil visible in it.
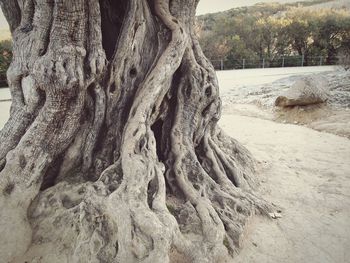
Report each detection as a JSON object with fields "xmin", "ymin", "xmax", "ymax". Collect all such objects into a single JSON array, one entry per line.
[{"xmin": 220, "ymin": 115, "xmax": 350, "ymax": 263}]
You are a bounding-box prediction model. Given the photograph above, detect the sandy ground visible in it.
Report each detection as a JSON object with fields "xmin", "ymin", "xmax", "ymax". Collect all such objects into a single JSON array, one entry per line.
[
  {"xmin": 0, "ymin": 87, "xmax": 11, "ymax": 99},
  {"xmin": 219, "ymin": 66, "xmax": 350, "ymax": 263},
  {"xmin": 0, "ymin": 66, "xmax": 349, "ymax": 262},
  {"xmin": 217, "ymin": 66, "xmax": 336, "ymax": 93},
  {"xmin": 220, "ymin": 115, "xmax": 350, "ymax": 263},
  {"xmin": 0, "ymin": 101, "xmax": 10, "ymax": 129}
]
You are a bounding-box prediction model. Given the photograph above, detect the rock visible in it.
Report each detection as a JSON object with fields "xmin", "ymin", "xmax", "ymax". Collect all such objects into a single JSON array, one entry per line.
[
  {"xmin": 275, "ymin": 75, "xmax": 330, "ymax": 107},
  {"xmin": 269, "ymin": 212, "xmax": 283, "ymax": 219}
]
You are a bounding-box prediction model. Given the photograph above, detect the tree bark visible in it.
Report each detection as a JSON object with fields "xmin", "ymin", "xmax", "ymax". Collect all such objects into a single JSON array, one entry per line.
[{"xmin": 0, "ymin": 1, "xmax": 274, "ymax": 262}]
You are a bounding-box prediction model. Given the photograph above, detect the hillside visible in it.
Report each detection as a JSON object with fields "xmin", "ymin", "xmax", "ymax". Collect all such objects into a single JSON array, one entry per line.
[
  {"xmin": 197, "ymin": 0, "xmax": 349, "ymax": 34},
  {"xmin": 197, "ymin": 0, "xmax": 350, "ymax": 69}
]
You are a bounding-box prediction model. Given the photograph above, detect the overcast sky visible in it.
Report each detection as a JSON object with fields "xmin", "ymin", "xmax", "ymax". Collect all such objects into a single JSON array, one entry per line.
[
  {"xmin": 0, "ymin": 0, "xmax": 311, "ymax": 29},
  {"xmin": 0, "ymin": 11, "xmax": 7, "ymax": 30}
]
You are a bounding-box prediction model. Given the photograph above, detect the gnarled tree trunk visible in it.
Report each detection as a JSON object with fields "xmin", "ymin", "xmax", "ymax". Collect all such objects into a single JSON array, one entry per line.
[{"xmin": 0, "ymin": 1, "xmax": 273, "ymax": 262}]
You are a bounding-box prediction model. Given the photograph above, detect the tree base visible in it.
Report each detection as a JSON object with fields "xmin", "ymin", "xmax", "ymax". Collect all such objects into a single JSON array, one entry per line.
[{"xmin": 2, "ymin": 133, "xmax": 273, "ymax": 263}]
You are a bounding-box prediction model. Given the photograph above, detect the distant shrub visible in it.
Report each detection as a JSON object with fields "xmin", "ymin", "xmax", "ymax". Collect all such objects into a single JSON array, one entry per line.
[{"xmin": 0, "ymin": 39, "xmax": 12, "ymax": 87}]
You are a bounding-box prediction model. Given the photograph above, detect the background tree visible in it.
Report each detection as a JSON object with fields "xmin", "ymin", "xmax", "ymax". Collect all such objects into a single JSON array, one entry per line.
[
  {"xmin": 312, "ymin": 9, "xmax": 350, "ymax": 64},
  {"xmin": 0, "ymin": 39, "xmax": 12, "ymax": 87},
  {"xmin": 284, "ymin": 8, "xmax": 315, "ymax": 64},
  {"xmin": 0, "ymin": 1, "xmax": 272, "ymax": 262}
]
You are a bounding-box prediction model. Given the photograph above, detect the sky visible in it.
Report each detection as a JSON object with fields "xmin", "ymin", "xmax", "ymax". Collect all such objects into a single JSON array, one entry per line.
[
  {"xmin": 0, "ymin": 0, "xmax": 312, "ymax": 29},
  {"xmin": 0, "ymin": 11, "xmax": 7, "ymax": 30}
]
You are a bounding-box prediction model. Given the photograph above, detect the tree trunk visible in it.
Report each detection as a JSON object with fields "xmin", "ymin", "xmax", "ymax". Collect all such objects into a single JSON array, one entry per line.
[{"xmin": 0, "ymin": 1, "xmax": 273, "ymax": 262}]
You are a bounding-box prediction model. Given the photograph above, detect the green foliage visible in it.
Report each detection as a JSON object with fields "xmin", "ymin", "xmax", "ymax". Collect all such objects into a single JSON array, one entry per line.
[
  {"xmin": 0, "ymin": 39, "xmax": 12, "ymax": 87},
  {"xmin": 197, "ymin": 0, "xmax": 350, "ymax": 68}
]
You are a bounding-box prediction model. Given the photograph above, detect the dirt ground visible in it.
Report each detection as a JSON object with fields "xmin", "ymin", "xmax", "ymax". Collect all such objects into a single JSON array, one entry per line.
[
  {"xmin": 218, "ymin": 66, "xmax": 350, "ymax": 263},
  {"xmin": 220, "ymin": 115, "xmax": 350, "ymax": 263}
]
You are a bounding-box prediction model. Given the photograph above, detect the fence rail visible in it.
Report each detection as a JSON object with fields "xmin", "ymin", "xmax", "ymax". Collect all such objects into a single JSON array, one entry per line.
[
  {"xmin": 210, "ymin": 55, "xmax": 342, "ymax": 70},
  {"xmin": 0, "ymin": 70, "xmax": 7, "ymax": 87}
]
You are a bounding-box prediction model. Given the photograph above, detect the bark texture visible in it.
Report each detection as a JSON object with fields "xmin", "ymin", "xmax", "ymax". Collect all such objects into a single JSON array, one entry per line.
[{"xmin": 0, "ymin": 1, "xmax": 274, "ymax": 262}]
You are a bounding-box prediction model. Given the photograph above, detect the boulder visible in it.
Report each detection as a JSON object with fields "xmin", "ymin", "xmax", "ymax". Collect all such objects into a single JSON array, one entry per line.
[{"xmin": 275, "ymin": 75, "xmax": 330, "ymax": 107}]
